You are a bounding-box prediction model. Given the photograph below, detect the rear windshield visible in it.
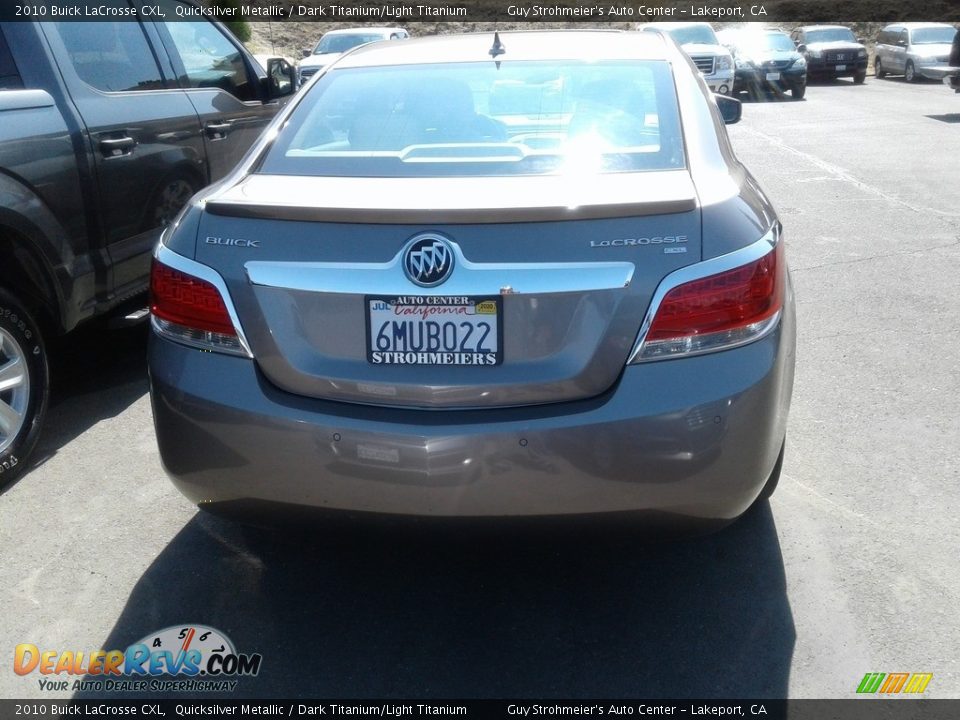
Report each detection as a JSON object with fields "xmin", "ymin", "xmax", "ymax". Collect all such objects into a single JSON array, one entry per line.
[
  {"xmin": 662, "ymin": 25, "xmax": 718, "ymax": 46},
  {"xmin": 910, "ymin": 27, "xmax": 956, "ymax": 45},
  {"xmin": 730, "ymin": 32, "xmax": 797, "ymax": 53},
  {"xmin": 258, "ymin": 60, "xmax": 685, "ymax": 178},
  {"xmin": 314, "ymin": 34, "xmax": 386, "ymax": 54},
  {"xmin": 805, "ymin": 28, "xmax": 856, "ymax": 43}
]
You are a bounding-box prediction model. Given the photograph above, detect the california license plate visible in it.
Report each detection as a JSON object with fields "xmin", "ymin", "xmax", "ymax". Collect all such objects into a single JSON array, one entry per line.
[
  {"xmin": 836, "ymin": 64, "xmax": 847, "ymax": 71},
  {"xmin": 766, "ymin": 72, "xmax": 781, "ymax": 81},
  {"xmin": 366, "ymin": 295, "xmax": 502, "ymax": 366}
]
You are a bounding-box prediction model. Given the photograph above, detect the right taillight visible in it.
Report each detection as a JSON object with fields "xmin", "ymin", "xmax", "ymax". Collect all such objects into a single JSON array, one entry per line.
[
  {"xmin": 150, "ymin": 257, "xmax": 249, "ymax": 356},
  {"xmin": 631, "ymin": 231, "xmax": 785, "ymax": 362}
]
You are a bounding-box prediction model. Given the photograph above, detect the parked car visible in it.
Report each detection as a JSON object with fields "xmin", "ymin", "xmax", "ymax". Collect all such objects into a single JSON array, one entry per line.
[
  {"xmin": 947, "ymin": 30, "xmax": 960, "ymax": 91},
  {"xmin": 0, "ymin": 12, "xmax": 295, "ymax": 484},
  {"xmin": 148, "ymin": 31, "xmax": 795, "ymax": 531},
  {"xmin": 874, "ymin": 22, "xmax": 958, "ymax": 82},
  {"xmin": 639, "ymin": 22, "xmax": 734, "ymax": 95},
  {"xmin": 718, "ymin": 28, "xmax": 807, "ymax": 99},
  {"xmin": 790, "ymin": 25, "xmax": 867, "ymax": 83},
  {"xmin": 298, "ymin": 27, "xmax": 409, "ymax": 85}
]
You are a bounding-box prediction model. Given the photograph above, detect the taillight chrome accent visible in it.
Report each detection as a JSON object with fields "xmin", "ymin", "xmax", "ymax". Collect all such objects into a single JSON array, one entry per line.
[
  {"xmin": 628, "ymin": 223, "xmax": 785, "ymax": 364},
  {"xmin": 150, "ymin": 244, "xmax": 253, "ymax": 358}
]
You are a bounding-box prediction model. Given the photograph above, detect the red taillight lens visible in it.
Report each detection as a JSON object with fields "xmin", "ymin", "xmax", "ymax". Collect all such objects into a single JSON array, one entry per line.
[
  {"xmin": 150, "ymin": 259, "xmax": 236, "ymax": 336},
  {"xmin": 647, "ymin": 242, "xmax": 784, "ymax": 342}
]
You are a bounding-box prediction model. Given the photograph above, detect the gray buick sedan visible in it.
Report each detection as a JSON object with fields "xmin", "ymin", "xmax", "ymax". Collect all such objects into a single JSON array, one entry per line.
[{"xmin": 148, "ymin": 31, "xmax": 795, "ymax": 530}]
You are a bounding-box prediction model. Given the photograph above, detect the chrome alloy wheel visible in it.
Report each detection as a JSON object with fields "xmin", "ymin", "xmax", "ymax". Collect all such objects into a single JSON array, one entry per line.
[{"xmin": 0, "ymin": 326, "xmax": 30, "ymax": 454}]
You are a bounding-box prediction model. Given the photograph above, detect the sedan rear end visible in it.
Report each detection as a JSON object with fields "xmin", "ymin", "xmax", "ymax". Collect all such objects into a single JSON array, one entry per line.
[{"xmin": 148, "ymin": 32, "xmax": 795, "ymax": 530}]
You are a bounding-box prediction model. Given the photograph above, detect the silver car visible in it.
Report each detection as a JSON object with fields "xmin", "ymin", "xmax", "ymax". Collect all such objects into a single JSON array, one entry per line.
[
  {"xmin": 148, "ymin": 31, "xmax": 795, "ymax": 531},
  {"xmin": 875, "ymin": 22, "xmax": 958, "ymax": 82}
]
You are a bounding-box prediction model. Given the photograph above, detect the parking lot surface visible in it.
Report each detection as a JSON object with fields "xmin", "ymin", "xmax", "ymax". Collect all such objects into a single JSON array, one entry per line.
[{"xmin": 2, "ymin": 76, "xmax": 959, "ymax": 699}]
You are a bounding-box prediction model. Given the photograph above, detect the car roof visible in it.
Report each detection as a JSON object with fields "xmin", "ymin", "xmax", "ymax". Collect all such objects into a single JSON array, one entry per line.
[
  {"xmin": 884, "ymin": 22, "xmax": 955, "ymax": 29},
  {"xmin": 640, "ymin": 22, "xmax": 713, "ymax": 29},
  {"xmin": 321, "ymin": 27, "xmax": 407, "ymax": 36},
  {"xmin": 798, "ymin": 25, "xmax": 853, "ymax": 31},
  {"xmin": 335, "ymin": 30, "xmax": 673, "ymax": 69}
]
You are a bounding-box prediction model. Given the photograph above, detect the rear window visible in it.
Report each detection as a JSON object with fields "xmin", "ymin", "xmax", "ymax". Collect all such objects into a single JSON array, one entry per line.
[
  {"xmin": 660, "ymin": 25, "xmax": 718, "ymax": 46},
  {"xmin": 314, "ymin": 33, "xmax": 389, "ymax": 54},
  {"xmin": 805, "ymin": 28, "xmax": 856, "ymax": 43},
  {"xmin": 910, "ymin": 27, "xmax": 956, "ymax": 45},
  {"xmin": 258, "ymin": 60, "xmax": 685, "ymax": 178}
]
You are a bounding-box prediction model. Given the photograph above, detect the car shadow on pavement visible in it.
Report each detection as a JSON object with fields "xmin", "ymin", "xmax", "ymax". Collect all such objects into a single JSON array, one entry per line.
[
  {"xmin": 76, "ymin": 504, "xmax": 795, "ymax": 698},
  {"xmin": 24, "ymin": 320, "xmax": 149, "ymax": 477}
]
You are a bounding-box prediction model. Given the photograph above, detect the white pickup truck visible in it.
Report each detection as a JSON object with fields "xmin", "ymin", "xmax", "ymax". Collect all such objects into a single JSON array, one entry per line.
[{"xmin": 639, "ymin": 22, "xmax": 735, "ymax": 96}]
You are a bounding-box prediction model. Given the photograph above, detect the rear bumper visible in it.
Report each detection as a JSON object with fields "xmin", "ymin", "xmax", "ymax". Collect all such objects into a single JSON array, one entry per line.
[
  {"xmin": 807, "ymin": 59, "xmax": 867, "ymax": 77},
  {"xmin": 734, "ymin": 68, "xmax": 806, "ymax": 91},
  {"xmin": 703, "ymin": 70, "xmax": 734, "ymax": 94},
  {"xmin": 150, "ymin": 300, "xmax": 795, "ymax": 522}
]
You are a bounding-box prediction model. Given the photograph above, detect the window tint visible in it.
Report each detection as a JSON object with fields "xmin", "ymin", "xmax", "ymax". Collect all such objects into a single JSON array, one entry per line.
[
  {"xmin": 53, "ymin": 16, "xmax": 165, "ymax": 92},
  {"xmin": 910, "ymin": 27, "xmax": 956, "ymax": 45},
  {"xmin": 0, "ymin": 27, "xmax": 22, "ymax": 89},
  {"xmin": 315, "ymin": 33, "xmax": 389, "ymax": 54},
  {"xmin": 660, "ymin": 25, "xmax": 718, "ymax": 46},
  {"xmin": 804, "ymin": 28, "xmax": 856, "ymax": 43},
  {"xmin": 260, "ymin": 60, "xmax": 685, "ymax": 178},
  {"xmin": 161, "ymin": 4, "xmax": 255, "ymax": 101}
]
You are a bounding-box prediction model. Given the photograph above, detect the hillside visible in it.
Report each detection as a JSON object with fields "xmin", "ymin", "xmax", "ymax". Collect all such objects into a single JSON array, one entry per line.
[{"xmin": 246, "ymin": 21, "xmax": 910, "ymax": 63}]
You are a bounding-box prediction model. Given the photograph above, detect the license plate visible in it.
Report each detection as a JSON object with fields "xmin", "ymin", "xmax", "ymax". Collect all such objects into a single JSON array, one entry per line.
[
  {"xmin": 366, "ymin": 295, "xmax": 502, "ymax": 366},
  {"xmin": 835, "ymin": 64, "xmax": 847, "ymax": 71},
  {"xmin": 766, "ymin": 72, "xmax": 781, "ymax": 81}
]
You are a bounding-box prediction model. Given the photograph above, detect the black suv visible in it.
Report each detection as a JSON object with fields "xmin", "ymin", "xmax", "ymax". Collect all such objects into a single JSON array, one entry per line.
[
  {"xmin": 0, "ymin": 8, "xmax": 295, "ymax": 484},
  {"xmin": 790, "ymin": 25, "xmax": 868, "ymax": 83}
]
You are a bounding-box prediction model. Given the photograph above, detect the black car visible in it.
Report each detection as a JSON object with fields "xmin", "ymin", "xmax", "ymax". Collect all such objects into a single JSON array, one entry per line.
[
  {"xmin": 790, "ymin": 25, "xmax": 868, "ymax": 83},
  {"xmin": 0, "ymin": 11, "xmax": 296, "ymax": 485},
  {"xmin": 718, "ymin": 29, "xmax": 807, "ymax": 99},
  {"xmin": 948, "ymin": 29, "xmax": 960, "ymax": 91}
]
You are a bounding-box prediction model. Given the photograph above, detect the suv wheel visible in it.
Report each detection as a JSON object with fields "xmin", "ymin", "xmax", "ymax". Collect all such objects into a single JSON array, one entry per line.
[
  {"xmin": 0, "ymin": 289, "xmax": 49, "ymax": 486},
  {"xmin": 905, "ymin": 61, "xmax": 918, "ymax": 83},
  {"xmin": 875, "ymin": 57, "xmax": 886, "ymax": 78},
  {"xmin": 854, "ymin": 69, "xmax": 867, "ymax": 84},
  {"xmin": 791, "ymin": 83, "xmax": 806, "ymax": 100}
]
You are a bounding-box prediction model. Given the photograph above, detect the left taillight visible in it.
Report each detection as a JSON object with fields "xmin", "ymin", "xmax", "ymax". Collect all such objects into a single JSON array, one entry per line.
[{"xmin": 150, "ymin": 258, "xmax": 249, "ymax": 356}]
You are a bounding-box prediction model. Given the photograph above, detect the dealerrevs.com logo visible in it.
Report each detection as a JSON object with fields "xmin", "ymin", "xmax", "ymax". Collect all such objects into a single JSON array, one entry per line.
[
  {"xmin": 856, "ymin": 672, "xmax": 933, "ymax": 695},
  {"xmin": 14, "ymin": 625, "xmax": 262, "ymax": 693}
]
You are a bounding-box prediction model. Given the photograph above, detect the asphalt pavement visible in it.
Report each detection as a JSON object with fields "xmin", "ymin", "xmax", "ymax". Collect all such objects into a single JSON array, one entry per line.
[{"xmin": 1, "ymin": 74, "xmax": 958, "ymax": 700}]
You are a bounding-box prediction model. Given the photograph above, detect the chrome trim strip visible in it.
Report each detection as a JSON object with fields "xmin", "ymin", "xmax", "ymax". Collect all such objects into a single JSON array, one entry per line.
[
  {"xmin": 0, "ymin": 89, "xmax": 55, "ymax": 112},
  {"xmin": 627, "ymin": 223, "xmax": 781, "ymax": 364},
  {"xmin": 153, "ymin": 244, "xmax": 254, "ymax": 358},
  {"xmin": 245, "ymin": 240, "xmax": 635, "ymax": 297}
]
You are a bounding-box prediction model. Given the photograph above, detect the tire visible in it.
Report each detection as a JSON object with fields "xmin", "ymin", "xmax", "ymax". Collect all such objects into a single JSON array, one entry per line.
[
  {"xmin": 756, "ymin": 440, "xmax": 786, "ymax": 502},
  {"xmin": 905, "ymin": 61, "xmax": 918, "ymax": 83},
  {"xmin": 854, "ymin": 69, "xmax": 867, "ymax": 84},
  {"xmin": 875, "ymin": 57, "xmax": 885, "ymax": 79},
  {"xmin": 791, "ymin": 83, "xmax": 806, "ymax": 100},
  {"xmin": 0, "ymin": 289, "xmax": 49, "ymax": 486}
]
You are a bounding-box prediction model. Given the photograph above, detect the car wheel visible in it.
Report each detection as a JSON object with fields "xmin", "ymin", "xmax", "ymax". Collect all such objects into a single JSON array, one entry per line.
[
  {"xmin": 0, "ymin": 289, "xmax": 49, "ymax": 486},
  {"xmin": 756, "ymin": 440, "xmax": 786, "ymax": 502},
  {"xmin": 905, "ymin": 61, "xmax": 918, "ymax": 83},
  {"xmin": 875, "ymin": 58, "xmax": 885, "ymax": 78},
  {"xmin": 791, "ymin": 83, "xmax": 806, "ymax": 100},
  {"xmin": 854, "ymin": 69, "xmax": 867, "ymax": 84}
]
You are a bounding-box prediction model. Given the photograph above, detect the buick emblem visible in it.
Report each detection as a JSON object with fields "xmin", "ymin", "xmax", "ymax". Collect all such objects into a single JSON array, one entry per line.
[{"xmin": 403, "ymin": 234, "xmax": 454, "ymax": 287}]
